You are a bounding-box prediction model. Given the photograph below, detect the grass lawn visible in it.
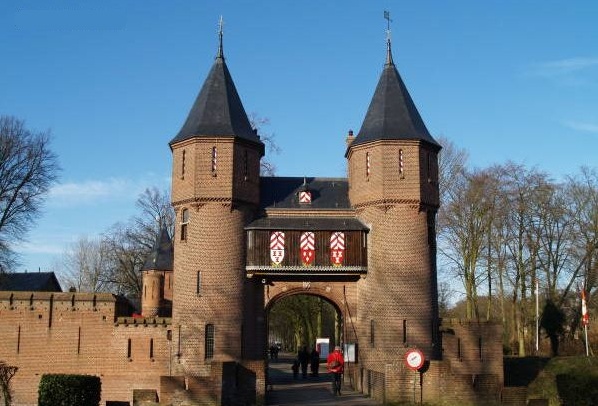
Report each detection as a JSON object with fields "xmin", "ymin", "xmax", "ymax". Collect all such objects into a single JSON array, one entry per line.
[{"xmin": 524, "ymin": 356, "xmax": 598, "ymax": 406}]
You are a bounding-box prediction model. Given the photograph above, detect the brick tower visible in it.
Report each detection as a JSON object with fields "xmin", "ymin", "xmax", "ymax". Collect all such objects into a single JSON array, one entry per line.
[
  {"xmin": 169, "ymin": 28, "xmax": 264, "ymax": 376},
  {"xmin": 140, "ymin": 227, "xmax": 174, "ymax": 317},
  {"xmin": 347, "ymin": 38, "xmax": 442, "ymax": 367}
]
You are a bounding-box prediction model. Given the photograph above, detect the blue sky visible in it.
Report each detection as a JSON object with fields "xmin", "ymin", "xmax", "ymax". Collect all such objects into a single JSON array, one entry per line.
[{"xmin": 1, "ymin": 1, "xmax": 597, "ymax": 275}]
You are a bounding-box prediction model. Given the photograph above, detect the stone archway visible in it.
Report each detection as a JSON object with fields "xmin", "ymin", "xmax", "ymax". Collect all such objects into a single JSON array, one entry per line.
[{"xmin": 263, "ymin": 280, "xmax": 360, "ymax": 357}]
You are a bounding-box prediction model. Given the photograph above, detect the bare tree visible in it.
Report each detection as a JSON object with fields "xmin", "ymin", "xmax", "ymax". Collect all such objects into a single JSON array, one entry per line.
[
  {"xmin": 102, "ymin": 188, "xmax": 174, "ymax": 302},
  {"xmin": 249, "ymin": 113, "xmax": 280, "ymax": 176},
  {"xmin": 436, "ymin": 135, "xmax": 468, "ymax": 207},
  {"xmin": 0, "ymin": 116, "xmax": 59, "ymax": 270},
  {"xmin": 128, "ymin": 187, "xmax": 175, "ymax": 251},
  {"xmin": 61, "ymin": 236, "xmax": 110, "ymax": 293},
  {"xmin": 55, "ymin": 188, "xmax": 174, "ymax": 304},
  {"xmin": 438, "ymin": 168, "xmax": 496, "ymax": 320},
  {"xmin": 0, "ymin": 361, "xmax": 18, "ymax": 406}
]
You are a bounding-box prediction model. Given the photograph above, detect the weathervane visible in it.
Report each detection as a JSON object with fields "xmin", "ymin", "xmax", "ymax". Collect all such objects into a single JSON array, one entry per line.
[
  {"xmin": 384, "ymin": 10, "xmax": 392, "ymax": 42},
  {"xmin": 217, "ymin": 16, "xmax": 224, "ymax": 58},
  {"xmin": 383, "ymin": 10, "xmax": 394, "ymax": 65}
]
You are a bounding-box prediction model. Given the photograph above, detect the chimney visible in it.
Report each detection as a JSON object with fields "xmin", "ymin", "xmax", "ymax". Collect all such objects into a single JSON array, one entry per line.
[{"xmin": 345, "ymin": 129, "xmax": 355, "ymax": 148}]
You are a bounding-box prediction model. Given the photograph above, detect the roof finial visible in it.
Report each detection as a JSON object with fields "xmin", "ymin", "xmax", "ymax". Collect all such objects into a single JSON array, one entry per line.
[
  {"xmin": 217, "ymin": 16, "xmax": 224, "ymax": 59},
  {"xmin": 384, "ymin": 10, "xmax": 394, "ymax": 66}
]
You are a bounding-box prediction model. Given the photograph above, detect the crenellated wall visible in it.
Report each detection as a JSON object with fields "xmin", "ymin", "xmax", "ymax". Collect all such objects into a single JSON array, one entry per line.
[{"xmin": 0, "ymin": 292, "xmax": 171, "ymax": 406}]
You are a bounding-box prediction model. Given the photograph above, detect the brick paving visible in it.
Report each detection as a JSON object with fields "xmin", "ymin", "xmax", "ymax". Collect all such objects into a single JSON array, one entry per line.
[{"xmin": 266, "ymin": 355, "xmax": 379, "ymax": 406}]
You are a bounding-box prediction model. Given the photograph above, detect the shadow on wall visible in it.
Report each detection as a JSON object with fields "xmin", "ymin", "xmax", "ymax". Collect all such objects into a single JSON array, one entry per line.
[{"xmin": 503, "ymin": 357, "xmax": 549, "ymax": 387}]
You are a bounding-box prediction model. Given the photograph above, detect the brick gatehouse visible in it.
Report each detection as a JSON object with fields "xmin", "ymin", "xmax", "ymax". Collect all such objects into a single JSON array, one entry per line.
[{"xmin": 0, "ymin": 27, "xmax": 503, "ymax": 406}]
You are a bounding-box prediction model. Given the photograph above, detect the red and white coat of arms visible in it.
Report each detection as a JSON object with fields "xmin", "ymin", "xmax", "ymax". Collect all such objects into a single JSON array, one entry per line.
[
  {"xmin": 300, "ymin": 232, "xmax": 315, "ymax": 266},
  {"xmin": 330, "ymin": 232, "xmax": 345, "ymax": 266},
  {"xmin": 270, "ymin": 231, "xmax": 285, "ymax": 266}
]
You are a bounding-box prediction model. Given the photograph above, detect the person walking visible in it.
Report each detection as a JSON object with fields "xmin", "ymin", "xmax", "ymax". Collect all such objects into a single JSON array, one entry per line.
[
  {"xmin": 310, "ymin": 348, "xmax": 320, "ymax": 377},
  {"xmin": 327, "ymin": 345, "xmax": 344, "ymax": 396},
  {"xmin": 298, "ymin": 346, "xmax": 309, "ymax": 379}
]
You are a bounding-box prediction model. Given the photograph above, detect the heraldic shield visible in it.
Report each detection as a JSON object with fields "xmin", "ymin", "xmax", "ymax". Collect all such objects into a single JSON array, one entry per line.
[
  {"xmin": 270, "ymin": 231, "xmax": 285, "ymax": 266},
  {"xmin": 330, "ymin": 232, "xmax": 345, "ymax": 266},
  {"xmin": 300, "ymin": 232, "xmax": 315, "ymax": 266}
]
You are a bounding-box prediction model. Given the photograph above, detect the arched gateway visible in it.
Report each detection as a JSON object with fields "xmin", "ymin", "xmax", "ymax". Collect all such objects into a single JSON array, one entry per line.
[{"xmin": 163, "ymin": 26, "xmax": 502, "ymax": 406}]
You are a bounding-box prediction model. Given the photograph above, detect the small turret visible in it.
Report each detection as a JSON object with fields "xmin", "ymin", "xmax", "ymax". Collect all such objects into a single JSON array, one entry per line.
[{"xmin": 141, "ymin": 227, "xmax": 173, "ymax": 317}]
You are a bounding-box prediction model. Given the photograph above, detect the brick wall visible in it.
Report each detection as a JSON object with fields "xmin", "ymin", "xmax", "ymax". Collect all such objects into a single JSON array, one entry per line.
[
  {"xmin": 0, "ymin": 292, "xmax": 171, "ymax": 405},
  {"xmin": 440, "ymin": 318, "xmax": 504, "ymax": 384}
]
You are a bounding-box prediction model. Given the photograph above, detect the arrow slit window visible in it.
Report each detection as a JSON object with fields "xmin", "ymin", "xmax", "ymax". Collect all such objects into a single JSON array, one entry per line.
[
  {"xmin": 366, "ymin": 152, "xmax": 371, "ymax": 179},
  {"xmin": 181, "ymin": 149, "xmax": 186, "ymax": 179},
  {"xmin": 211, "ymin": 146, "xmax": 217, "ymax": 177},
  {"xmin": 399, "ymin": 149, "xmax": 404, "ymax": 178}
]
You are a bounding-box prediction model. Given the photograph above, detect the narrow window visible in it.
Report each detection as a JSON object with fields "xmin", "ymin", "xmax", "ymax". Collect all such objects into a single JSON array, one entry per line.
[
  {"xmin": 181, "ymin": 149, "xmax": 186, "ymax": 179},
  {"xmin": 9, "ymin": 293, "xmax": 13, "ymax": 307},
  {"xmin": 71, "ymin": 295, "xmax": 75, "ymax": 308},
  {"xmin": 92, "ymin": 295, "xmax": 97, "ymax": 308},
  {"xmin": 205, "ymin": 324, "xmax": 215, "ymax": 359},
  {"xmin": 144, "ymin": 285, "xmax": 147, "ymax": 299},
  {"xmin": 151, "ymin": 281, "xmax": 156, "ymax": 299},
  {"xmin": 17, "ymin": 325, "xmax": 21, "ymax": 354},
  {"xmin": 243, "ymin": 149, "xmax": 248, "ymax": 181},
  {"xmin": 177, "ymin": 325, "xmax": 181, "ymax": 357},
  {"xmin": 399, "ymin": 149, "xmax": 404, "ymax": 178},
  {"xmin": 77, "ymin": 327, "xmax": 81, "ymax": 354},
  {"xmin": 127, "ymin": 338, "xmax": 132, "ymax": 358},
  {"xmin": 180, "ymin": 208, "xmax": 189, "ymax": 241},
  {"xmin": 196, "ymin": 271, "xmax": 201, "ymax": 296},
  {"xmin": 366, "ymin": 152, "xmax": 371, "ymax": 178},
  {"xmin": 403, "ymin": 319, "xmax": 407, "ymax": 344},
  {"xmin": 427, "ymin": 152, "xmax": 432, "ymax": 182},
  {"xmin": 29, "ymin": 294, "xmax": 34, "ymax": 307},
  {"xmin": 211, "ymin": 146, "xmax": 218, "ymax": 176},
  {"xmin": 150, "ymin": 338, "xmax": 154, "ymax": 359},
  {"xmin": 370, "ymin": 320, "xmax": 375, "ymax": 346},
  {"xmin": 48, "ymin": 295, "xmax": 54, "ymax": 328},
  {"xmin": 478, "ymin": 337, "xmax": 483, "ymax": 360}
]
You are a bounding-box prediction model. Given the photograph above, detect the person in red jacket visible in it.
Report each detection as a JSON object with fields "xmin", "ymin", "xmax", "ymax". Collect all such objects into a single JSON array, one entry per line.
[{"xmin": 326, "ymin": 346, "xmax": 344, "ymax": 396}]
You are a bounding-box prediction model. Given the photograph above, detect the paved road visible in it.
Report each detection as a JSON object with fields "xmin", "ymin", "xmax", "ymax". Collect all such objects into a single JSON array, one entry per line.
[{"xmin": 266, "ymin": 355, "xmax": 379, "ymax": 406}]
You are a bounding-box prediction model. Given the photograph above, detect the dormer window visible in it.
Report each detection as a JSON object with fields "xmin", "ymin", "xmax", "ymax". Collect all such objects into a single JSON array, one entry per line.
[
  {"xmin": 299, "ymin": 191, "xmax": 312, "ymax": 204},
  {"xmin": 211, "ymin": 146, "xmax": 217, "ymax": 176}
]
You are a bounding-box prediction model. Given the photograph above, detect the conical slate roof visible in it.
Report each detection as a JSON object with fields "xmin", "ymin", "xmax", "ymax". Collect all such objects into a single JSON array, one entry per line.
[
  {"xmin": 169, "ymin": 46, "xmax": 262, "ymax": 146},
  {"xmin": 141, "ymin": 227, "xmax": 173, "ymax": 272},
  {"xmin": 351, "ymin": 41, "xmax": 440, "ymax": 150}
]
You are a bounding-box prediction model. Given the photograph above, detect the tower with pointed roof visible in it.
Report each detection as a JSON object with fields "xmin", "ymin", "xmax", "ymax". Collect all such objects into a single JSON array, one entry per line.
[
  {"xmin": 347, "ymin": 35, "xmax": 442, "ymax": 364},
  {"xmin": 169, "ymin": 23, "xmax": 264, "ymax": 374},
  {"xmin": 141, "ymin": 227, "xmax": 174, "ymax": 317}
]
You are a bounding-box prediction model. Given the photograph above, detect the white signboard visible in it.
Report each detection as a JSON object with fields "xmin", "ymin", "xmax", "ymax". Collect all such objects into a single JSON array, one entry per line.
[{"xmin": 316, "ymin": 338, "xmax": 329, "ymax": 360}]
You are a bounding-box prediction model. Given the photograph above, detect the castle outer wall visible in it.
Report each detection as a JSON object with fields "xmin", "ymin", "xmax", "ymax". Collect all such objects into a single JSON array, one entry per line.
[{"xmin": 0, "ymin": 292, "xmax": 171, "ymax": 405}]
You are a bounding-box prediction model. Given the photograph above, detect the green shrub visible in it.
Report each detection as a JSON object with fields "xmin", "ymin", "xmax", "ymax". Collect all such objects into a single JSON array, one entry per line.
[
  {"xmin": 38, "ymin": 374, "xmax": 101, "ymax": 406},
  {"xmin": 555, "ymin": 373, "xmax": 598, "ymax": 406}
]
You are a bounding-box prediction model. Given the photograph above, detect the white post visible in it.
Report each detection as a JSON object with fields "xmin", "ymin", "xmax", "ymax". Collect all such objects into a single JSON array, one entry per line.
[
  {"xmin": 585, "ymin": 323, "xmax": 590, "ymax": 357},
  {"xmin": 536, "ymin": 278, "xmax": 540, "ymax": 355}
]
